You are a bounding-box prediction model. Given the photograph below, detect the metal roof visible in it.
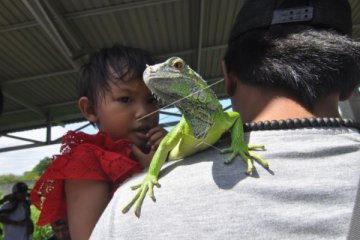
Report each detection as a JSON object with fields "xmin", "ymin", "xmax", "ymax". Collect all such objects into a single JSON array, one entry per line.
[{"xmin": 1, "ymin": 0, "xmax": 360, "ymax": 151}]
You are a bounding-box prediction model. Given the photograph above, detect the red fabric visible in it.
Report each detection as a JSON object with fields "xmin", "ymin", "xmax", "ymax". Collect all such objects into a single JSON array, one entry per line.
[{"xmin": 30, "ymin": 131, "xmax": 143, "ymax": 226}]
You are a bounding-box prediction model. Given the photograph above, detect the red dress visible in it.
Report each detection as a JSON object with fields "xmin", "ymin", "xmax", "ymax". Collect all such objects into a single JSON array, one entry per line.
[{"xmin": 30, "ymin": 131, "xmax": 143, "ymax": 226}]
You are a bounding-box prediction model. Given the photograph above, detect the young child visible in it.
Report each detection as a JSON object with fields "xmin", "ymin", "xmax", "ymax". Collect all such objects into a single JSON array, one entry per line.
[{"xmin": 30, "ymin": 44, "xmax": 166, "ymax": 240}]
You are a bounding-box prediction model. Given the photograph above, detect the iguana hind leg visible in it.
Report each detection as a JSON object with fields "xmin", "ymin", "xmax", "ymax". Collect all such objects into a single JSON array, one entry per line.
[
  {"xmin": 220, "ymin": 115, "xmax": 269, "ymax": 174},
  {"xmin": 221, "ymin": 144, "xmax": 268, "ymax": 174}
]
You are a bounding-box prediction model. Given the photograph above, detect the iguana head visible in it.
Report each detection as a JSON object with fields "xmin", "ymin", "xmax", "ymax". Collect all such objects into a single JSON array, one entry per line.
[{"xmin": 143, "ymin": 57, "xmax": 221, "ymax": 113}]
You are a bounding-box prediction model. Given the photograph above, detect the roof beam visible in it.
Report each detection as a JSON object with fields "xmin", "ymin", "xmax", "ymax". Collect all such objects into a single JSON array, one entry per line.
[
  {"xmin": 65, "ymin": 0, "xmax": 181, "ymax": 20},
  {"xmin": 159, "ymin": 111, "xmax": 182, "ymax": 117},
  {"xmin": 22, "ymin": 0, "xmax": 80, "ymax": 70},
  {"xmin": 0, "ymin": 0, "xmax": 181, "ymax": 33},
  {"xmin": 2, "ymin": 100, "xmax": 77, "ymax": 116},
  {"xmin": 2, "ymin": 133, "xmax": 43, "ymax": 144},
  {"xmin": 0, "ymin": 20, "xmax": 38, "ymax": 32},
  {"xmin": 157, "ymin": 44, "xmax": 227, "ymax": 59},
  {"xmin": 42, "ymin": 0, "xmax": 83, "ymax": 52},
  {"xmin": 2, "ymin": 69, "xmax": 77, "ymax": 85},
  {"xmin": 2, "ymin": 0, "xmax": 359, "ymax": 35},
  {"xmin": 2, "ymin": 91, "xmax": 46, "ymax": 117},
  {"xmin": 0, "ymin": 117, "xmax": 79, "ymax": 152},
  {"xmin": 0, "ymin": 142, "xmax": 46, "ymax": 153},
  {"xmin": 2, "ymin": 76, "xmax": 225, "ymax": 117},
  {"xmin": 0, "ymin": 112, "xmax": 180, "ymax": 153},
  {"xmin": 3, "ymin": 44, "xmax": 227, "ymax": 85}
]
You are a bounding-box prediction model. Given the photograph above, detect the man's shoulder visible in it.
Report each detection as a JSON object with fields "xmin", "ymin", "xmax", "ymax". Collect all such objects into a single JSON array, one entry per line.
[{"xmin": 93, "ymin": 128, "xmax": 360, "ymax": 239}]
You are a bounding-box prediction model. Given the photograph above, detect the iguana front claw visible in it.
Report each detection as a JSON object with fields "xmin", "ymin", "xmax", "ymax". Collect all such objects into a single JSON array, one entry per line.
[
  {"xmin": 220, "ymin": 144, "xmax": 268, "ymax": 175},
  {"xmin": 122, "ymin": 174, "xmax": 160, "ymax": 217}
]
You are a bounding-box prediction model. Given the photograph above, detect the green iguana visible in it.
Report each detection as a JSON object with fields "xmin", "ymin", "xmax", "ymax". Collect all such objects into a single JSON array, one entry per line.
[{"xmin": 122, "ymin": 57, "xmax": 269, "ymax": 217}]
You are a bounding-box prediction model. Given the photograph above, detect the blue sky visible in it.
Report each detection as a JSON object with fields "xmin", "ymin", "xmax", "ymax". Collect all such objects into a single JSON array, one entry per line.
[{"xmin": 0, "ymin": 99, "xmax": 231, "ymax": 175}]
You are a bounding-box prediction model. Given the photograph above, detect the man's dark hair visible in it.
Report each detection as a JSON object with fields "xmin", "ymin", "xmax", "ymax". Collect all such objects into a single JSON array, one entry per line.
[
  {"xmin": 224, "ymin": 25, "xmax": 360, "ymax": 109},
  {"xmin": 12, "ymin": 182, "xmax": 28, "ymax": 194},
  {"xmin": 79, "ymin": 44, "xmax": 155, "ymax": 105}
]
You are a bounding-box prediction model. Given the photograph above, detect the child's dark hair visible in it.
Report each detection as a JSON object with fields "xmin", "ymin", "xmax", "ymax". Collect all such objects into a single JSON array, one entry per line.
[{"xmin": 79, "ymin": 44, "xmax": 155, "ymax": 105}]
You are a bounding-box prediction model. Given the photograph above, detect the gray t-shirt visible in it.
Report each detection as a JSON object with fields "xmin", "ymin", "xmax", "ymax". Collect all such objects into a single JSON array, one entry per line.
[{"xmin": 91, "ymin": 128, "xmax": 360, "ymax": 240}]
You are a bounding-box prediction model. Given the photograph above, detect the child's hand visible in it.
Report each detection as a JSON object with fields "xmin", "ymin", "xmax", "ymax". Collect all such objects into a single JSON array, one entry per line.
[
  {"xmin": 146, "ymin": 126, "xmax": 167, "ymax": 150},
  {"xmin": 132, "ymin": 126, "xmax": 167, "ymax": 168}
]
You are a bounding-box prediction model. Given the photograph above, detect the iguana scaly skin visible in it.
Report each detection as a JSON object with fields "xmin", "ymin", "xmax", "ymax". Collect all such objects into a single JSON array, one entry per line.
[{"xmin": 122, "ymin": 57, "xmax": 269, "ymax": 217}]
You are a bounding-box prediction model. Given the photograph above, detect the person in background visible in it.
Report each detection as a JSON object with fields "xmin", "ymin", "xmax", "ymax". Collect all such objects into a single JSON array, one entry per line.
[
  {"xmin": 0, "ymin": 182, "xmax": 33, "ymax": 240},
  {"xmin": 30, "ymin": 44, "xmax": 167, "ymax": 240},
  {"xmin": 90, "ymin": 0, "xmax": 360, "ymax": 239}
]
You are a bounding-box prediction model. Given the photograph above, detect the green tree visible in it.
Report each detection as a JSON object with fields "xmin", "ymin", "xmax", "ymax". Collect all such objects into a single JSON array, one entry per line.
[
  {"xmin": 0, "ymin": 157, "xmax": 52, "ymax": 184},
  {"xmin": 0, "ymin": 174, "xmax": 19, "ymax": 183},
  {"xmin": 31, "ymin": 206, "xmax": 53, "ymax": 239},
  {"xmin": 31, "ymin": 157, "xmax": 52, "ymax": 176}
]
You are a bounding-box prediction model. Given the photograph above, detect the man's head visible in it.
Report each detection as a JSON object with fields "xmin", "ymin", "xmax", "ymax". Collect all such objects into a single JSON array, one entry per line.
[
  {"xmin": 11, "ymin": 182, "xmax": 28, "ymax": 200},
  {"xmin": 223, "ymin": 0, "xmax": 360, "ymax": 110}
]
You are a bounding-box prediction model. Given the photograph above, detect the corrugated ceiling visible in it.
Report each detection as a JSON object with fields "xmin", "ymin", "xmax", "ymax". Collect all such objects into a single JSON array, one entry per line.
[{"xmin": 0, "ymin": 0, "xmax": 359, "ymax": 147}]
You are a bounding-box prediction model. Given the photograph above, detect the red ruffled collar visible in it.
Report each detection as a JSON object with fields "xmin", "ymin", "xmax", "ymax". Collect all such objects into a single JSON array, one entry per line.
[
  {"xmin": 30, "ymin": 131, "xmax": 143, "ymax": 226},
  {"xmin": 60, "ymin": 130, "xmax": 133, "ymax": 154}
]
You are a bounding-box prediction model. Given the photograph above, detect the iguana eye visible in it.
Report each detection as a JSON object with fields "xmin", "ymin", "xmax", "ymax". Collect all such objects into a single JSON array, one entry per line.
[{"xmin": 172, "ymin": 59, "xmax": 184, "ymax": 70}]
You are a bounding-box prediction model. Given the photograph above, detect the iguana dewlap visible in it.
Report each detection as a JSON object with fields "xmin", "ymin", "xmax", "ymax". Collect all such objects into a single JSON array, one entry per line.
[{"xmin": 122, "ymin": 57, "xmax": 269, "ymax": 217}]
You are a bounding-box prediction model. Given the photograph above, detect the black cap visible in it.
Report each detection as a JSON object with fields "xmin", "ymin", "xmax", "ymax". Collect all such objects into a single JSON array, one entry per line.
[{"xmin": 229, "ymin": 0, "xmax": 352, "ymax": 43}]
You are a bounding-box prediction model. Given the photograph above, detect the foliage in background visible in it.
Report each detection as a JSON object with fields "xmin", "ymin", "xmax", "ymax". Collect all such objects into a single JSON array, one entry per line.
[
  {"xmin": 31, "ymin": 206, "xmax": 53, "ymax": 239},
  {"xmin": 0, "ymin": 157, "xmax": 52, "ymax": 183},
  {"xmin": 29, "ymin": 157, "xmax": 52, "ymax": 176},
  {"xmin": 0, "ymin": 174, "xmax": 19, "ymax": 183}
]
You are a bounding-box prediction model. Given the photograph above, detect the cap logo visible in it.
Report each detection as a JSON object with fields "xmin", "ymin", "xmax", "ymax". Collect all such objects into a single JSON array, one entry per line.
[{"xmin": 272, "ymin": 6, "xmax": 313, "ymax": 24}]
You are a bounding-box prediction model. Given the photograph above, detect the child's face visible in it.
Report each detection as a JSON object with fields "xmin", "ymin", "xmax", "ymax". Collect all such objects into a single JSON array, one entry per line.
[{"xmin": 95, "ymin": 77, "xmax": 159, "ymax": 151}]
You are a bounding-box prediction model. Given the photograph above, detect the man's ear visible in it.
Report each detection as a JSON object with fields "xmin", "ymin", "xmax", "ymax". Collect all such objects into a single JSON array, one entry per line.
[
  {"xmin": 78, "ymin": 97, "xmax": 98, "ymax": 123},
  {"xmin": 221, "ymin": 60, "xmax": 237, "ymax": 97}
]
